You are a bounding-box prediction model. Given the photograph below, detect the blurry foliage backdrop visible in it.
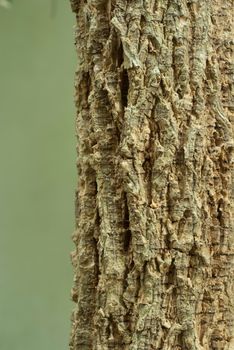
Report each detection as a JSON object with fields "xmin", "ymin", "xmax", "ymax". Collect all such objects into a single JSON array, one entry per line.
[{"xmin": 0, "ymin": 1, "xmax": 76, "ymax": 349}]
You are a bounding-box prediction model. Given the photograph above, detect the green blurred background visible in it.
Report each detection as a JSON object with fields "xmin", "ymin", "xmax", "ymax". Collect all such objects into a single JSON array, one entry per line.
[{"xmin": 0, "ymin": 1, "xmax": 76, "ymax": 349}]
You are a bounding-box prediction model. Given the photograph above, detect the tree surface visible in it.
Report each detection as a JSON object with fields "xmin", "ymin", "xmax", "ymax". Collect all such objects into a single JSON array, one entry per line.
[{"xmin": 69, "ymin": 1, "xmax": 234, "ymax": 349}]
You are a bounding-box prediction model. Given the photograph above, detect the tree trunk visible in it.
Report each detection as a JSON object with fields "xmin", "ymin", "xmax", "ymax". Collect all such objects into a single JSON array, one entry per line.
[{"xmin": 69, "ymin": 1, "xmax": 234, "ymax": 349}]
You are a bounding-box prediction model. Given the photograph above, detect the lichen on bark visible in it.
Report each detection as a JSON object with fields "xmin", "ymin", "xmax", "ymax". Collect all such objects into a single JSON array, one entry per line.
[{"xmin": 69, "ymin": 1, "xmax": 234, "ymax": 349}]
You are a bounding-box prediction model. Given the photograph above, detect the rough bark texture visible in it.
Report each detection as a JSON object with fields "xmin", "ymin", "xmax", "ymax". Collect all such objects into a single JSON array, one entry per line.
[{"xmin": 70, "ymin": 1, "xmax": 234, "ymax": 349}]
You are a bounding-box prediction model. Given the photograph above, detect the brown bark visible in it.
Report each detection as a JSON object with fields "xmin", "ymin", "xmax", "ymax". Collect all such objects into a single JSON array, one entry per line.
[{"xmin": 69, "ymin": 1, "xmax": 234, "ymax": 349}]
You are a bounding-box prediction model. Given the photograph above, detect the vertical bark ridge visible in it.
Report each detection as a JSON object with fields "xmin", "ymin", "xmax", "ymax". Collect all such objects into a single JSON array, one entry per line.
[{"xmin": 70, "ymin": 0, "xmax": 234, "ymax": 349}]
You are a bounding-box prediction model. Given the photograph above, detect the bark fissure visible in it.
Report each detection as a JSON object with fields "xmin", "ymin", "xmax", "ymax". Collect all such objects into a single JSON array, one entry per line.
[
  {"xmin": 120, "ymin": 69, "xmax": 129, "ymax": 109},
  {"xmin": 123, "ymin": 192, "xmax": 131, "ymax": 253}
]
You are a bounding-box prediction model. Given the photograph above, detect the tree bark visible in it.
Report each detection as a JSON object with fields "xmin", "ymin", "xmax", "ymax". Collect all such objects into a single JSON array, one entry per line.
[{"xmin": 69, "ymin": 1, "xmax": 234, "ymax": 349}]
